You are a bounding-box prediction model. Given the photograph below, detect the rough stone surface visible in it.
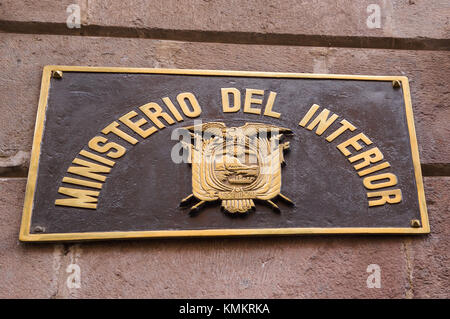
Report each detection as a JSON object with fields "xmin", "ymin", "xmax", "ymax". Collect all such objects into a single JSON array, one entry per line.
[
  {"xmin": 0, "ymin": 178, "xmax": 55, "ymax": 298},
  {"xmin": 0, "ymin": 33, "xmax": 448, "ymax": 164},
  {"xmin": 1, "ymin": 0, "xmax": 449, "ymax": 39},
  {"xmin": 75, "ymin": 237, "xmax": 408, "ymax": 298},
  {"xmin": 0, "ymin": 178, "xmax": 447, "ymax": 298},
  {"xmin": 408, "ymin": 177, "xmax": 450, "ymax": 298}
]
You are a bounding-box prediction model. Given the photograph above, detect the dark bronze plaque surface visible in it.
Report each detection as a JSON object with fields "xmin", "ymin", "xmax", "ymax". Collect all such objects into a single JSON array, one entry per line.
[{"xmin": 20, "ymin": 66, "xmax": 429, "ymax": 241}]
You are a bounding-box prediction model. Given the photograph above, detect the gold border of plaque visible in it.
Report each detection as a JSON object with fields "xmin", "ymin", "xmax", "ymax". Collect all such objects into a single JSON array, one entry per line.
[{"xmin": 19, "ymin": 66, "xmax": 429, "ymax": 242}]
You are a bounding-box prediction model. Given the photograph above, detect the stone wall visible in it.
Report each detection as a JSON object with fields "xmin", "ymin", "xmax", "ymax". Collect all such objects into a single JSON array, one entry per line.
[{"xmin": 0, "ymin": 0, "xmax": 448, "ymax": 298}]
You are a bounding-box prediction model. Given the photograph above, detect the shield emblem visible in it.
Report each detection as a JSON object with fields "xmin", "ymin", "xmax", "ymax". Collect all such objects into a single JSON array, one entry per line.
[{"xmin": 179, "ymin": 122, "xmax": 293, "ymax": 214}]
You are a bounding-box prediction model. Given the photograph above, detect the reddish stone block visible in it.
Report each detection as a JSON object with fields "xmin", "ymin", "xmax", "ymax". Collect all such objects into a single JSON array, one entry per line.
[
  {"xmin": 408, "ymin": 177, "xmax": 450, "ymax": 298},
  {"xmin": 1, "ymin": 0, "xmax": 448, "ymax": 39},
  {"xmin": 0, "ymin": 178, "xmax": 55, "ymax": 298}
]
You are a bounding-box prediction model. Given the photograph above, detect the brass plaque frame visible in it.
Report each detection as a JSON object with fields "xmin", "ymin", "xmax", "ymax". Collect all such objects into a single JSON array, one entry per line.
[{"xmin": 19, "ymin": 66, "xmax": 429, "ymax": 242}]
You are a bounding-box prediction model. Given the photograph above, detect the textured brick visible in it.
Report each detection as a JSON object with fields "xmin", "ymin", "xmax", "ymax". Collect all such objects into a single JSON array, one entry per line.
[
  {"xmin": 1, "ymin": 0, "xmax": 449, "ymax": 40},
  {"xmin": 0, "ymin": 33, "xmax": 448, "ymax": 164}
]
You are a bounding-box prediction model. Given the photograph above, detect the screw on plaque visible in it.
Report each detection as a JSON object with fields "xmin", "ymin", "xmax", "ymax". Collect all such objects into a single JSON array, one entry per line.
[
  {"xmin": 51, "ymin": 70, "xmax": 63, "ymax": 79},
  {"xmin": 410, "ymin": 219, "xmax": 421, "ymax": 228},
  {"xmin": 392, "ymin": 80, "xmax": 401, "ymax": 89},
  {"xmin": 33, "ymin": 226, "xmax": 45, "ymax": 233}
]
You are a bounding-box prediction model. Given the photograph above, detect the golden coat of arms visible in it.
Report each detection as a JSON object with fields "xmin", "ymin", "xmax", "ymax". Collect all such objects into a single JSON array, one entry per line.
[{"xmin": 179, "ymin": 122, "xmax": 293, "ymax": 214}]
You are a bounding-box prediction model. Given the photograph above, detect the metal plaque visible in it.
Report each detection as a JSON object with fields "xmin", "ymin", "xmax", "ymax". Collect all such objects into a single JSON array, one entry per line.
[{"xmin": 19, "ymin": 66, "xmax": 429, "ymax": 242}]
